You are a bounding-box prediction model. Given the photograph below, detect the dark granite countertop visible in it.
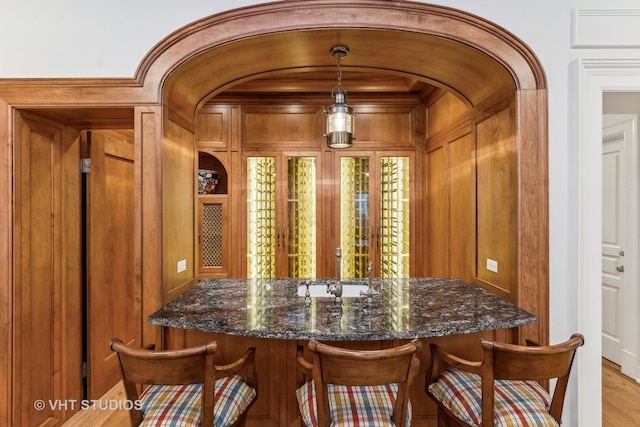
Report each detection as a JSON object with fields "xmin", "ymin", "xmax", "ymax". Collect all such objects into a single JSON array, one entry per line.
[{"xmin": 148, "ymin": 277, "xmax": 537, "ymax": 341}]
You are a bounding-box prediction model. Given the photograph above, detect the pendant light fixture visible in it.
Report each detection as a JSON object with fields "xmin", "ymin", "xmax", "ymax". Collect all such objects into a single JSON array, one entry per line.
[{"xmin": 325, "ymin": 45, "xmax": 355, "ymax": 149}]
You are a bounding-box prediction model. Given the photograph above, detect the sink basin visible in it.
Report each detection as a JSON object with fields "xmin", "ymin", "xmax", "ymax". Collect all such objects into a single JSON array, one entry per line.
[{"xmin": 297, "ymin": 283, "xmax": 370, "ymax": 298}]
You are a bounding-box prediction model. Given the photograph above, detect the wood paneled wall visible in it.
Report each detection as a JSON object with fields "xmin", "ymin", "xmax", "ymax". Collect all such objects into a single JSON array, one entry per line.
[
  {"xmin": 162, "ymin": 117, "xmax": 198, "ymax": 303},
  {"xmin": 476, "ymin": 107, "xmax": 517, "ymax": 299},
  {"xmin": 241, "ymin": 105, "xmax": 321, "ymax": 148},
  {"xmin": 0, "ymin": 96, "xmax": 9, "ymax": 427},
  {"xmin": 137, "ymin": 106, "xmax": 164, "ymax": 350},
  {"xmin": 425, "ymin": 90, "xmax": 518, "ymax": 303},
  {"xmin": 13, "ymin": 113, "xmax": 83, "ymax": 425}
]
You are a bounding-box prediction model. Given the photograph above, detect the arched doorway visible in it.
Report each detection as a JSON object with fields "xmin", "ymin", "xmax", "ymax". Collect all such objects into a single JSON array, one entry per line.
[
  {"xmin": 140, "ymin": 0, "xmax": 548, "ymax": 343},
  {"xmin": 134, "ymin": 4, "xmax": 549, "ymax": 423}
]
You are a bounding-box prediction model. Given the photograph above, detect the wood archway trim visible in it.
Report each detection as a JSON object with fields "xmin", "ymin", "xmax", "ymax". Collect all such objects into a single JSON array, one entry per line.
[
  {"xmin": 137, "ymin": 0, "xmax": 548, "ymax": 346},
  {"xmin": 137, "ymin": 1, "xmax": 546, "ymax": 107}
]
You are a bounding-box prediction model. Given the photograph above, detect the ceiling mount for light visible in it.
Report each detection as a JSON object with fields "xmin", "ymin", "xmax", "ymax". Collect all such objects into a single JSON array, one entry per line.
[{"xmin": 324, "ymin": 45, "xmax": 355, "ymax": 149}]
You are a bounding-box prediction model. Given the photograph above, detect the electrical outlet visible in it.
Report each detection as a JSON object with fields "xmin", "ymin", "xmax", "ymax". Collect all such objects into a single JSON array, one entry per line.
[
  {"xmin": 486, "ymin": 258, "xmax": 498, "ymax": 273},
  {"xmin": 177, "ymin": 259, "xmax": 187, "ymax": 273}
]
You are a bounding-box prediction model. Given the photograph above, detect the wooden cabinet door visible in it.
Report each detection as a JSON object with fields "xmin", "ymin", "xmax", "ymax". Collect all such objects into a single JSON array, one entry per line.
[
  {"xmin": 13, "ymin": 113, "xmax": 83, "ymax": 426},
  {"xmin": 335, "ymin": 151, "xmax": 414, "ymax": 278},
  {"xmin": 85, "ymin": 130, "xmax": 138, "ymax": 399},
  {"xmin": 243, "ymin": 152, "xmax": 321, "ymax": 278},
  {"xmin": 197, "ymin": 195, "xmax": 229, "ymax": 278}
]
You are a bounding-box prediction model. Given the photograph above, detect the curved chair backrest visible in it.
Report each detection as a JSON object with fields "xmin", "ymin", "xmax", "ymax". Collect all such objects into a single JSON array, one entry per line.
[
  {"xmin": 111, "ymin": 339, "xmax": 217, "ymax": 426},
  {"xmin": 111, "ymin": 338, "xmax": 257, "ymax": 427},
  {"xmin": 480, "ymin": 333, "xmax": 585, "ymax": 424},
  {"xmin": 308, "ymin": 339, "xmax": 422, "ymax": 427}
]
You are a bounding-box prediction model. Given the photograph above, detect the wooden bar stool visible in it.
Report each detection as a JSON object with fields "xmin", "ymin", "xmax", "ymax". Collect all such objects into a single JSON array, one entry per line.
[
  {"xmin": 426, "ymin": 334, "xmax": 584, "ymax": 426},
  {"xmin": 110, "ymin": 338, "xmax": 257, "ymax": 427},
  {"xmin": 296, "ymin": 339, "xmax": 422, "ymax": 427}
]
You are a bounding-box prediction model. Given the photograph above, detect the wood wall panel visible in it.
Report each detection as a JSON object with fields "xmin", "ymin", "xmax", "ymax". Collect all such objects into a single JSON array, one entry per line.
[
  {"xmin": 475, "ymin": 107, "xmax": 517, "ymax": 300},
  {"xmin": 163, "ymin": 119, "xmax": 198, "ymax": 302},
  {"xmin": 230, "ymin": 151, "xmax": 243, "ymax": 277},
  {"xmin": 0, "ymin": 98, "xmax": 9, "ymax": 426},
  {"xmin": 196, "ymin": 105, "xmax": 229, "ymax": 149},
  {"xmin": 18, "ymin": 119, "xmax": 61, "ymax": 426},
  {"xmin": 354, "ymin": 107, "xmax": 415, "ymax": 148},
  {"xmin": 514, "ymin": 89, "xmax": 549, "ymax": 345},
  {"xmin": 448, "ymin": 133, "xmax": 475, "ymax": 281},
  {"xmin": 425, "ymin": 91, "xmax": 518, "ymax": 294},
  {"xmin": 427, "ymin": 146, "xmax": 447, "ymax": 276},
  {"xmin": 137, "ymin": 107, "xmax": 163, "ymax": 349},
  {"xmin": 241, "ymin": 106, "xmax": 321, "ymax": 148},
  {"xmin": 238, "ymin": 105, "xmax": 417, "ymax": 149},
  {"xmin": 13, "ymin": 115, "xmax": 82, "ymax": 426},
  {"xmin": 61, "ymin": 127, "xmax": 84, "ymax": 421},
  {"xmin": 427, "ymin": 92, "xmax": 469, "ymax": 137},
  {"xmin": 86, "ymin": 130, "xmax": 137, "ymax": 400}
]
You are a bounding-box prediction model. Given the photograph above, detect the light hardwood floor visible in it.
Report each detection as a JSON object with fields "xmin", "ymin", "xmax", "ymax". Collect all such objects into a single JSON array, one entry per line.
[
  {"xmin": 64, "ymin": 358, "xmax": 640, "ymax": 426},
  {"xmin": 62, "ymin": 382, "xmax": 131, "ymax": 427},
  {"xmin": 602, "ymin": 358, "xmax": 640, "ymax": 427}
]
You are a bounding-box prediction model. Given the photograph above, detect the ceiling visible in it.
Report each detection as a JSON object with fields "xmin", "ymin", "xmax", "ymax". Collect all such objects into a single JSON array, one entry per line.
[
  {"xmin": 164, "ymin": 28, "xmax": 515, "ymax": 115},
  {"xmin": 210, "ymin": 69, "xmax": 436, "ymax": 104}
]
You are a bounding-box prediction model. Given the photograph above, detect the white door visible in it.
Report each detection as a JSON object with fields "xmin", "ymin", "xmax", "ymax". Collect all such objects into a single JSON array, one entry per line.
[{"xmin": 602, "ymin": 114, "xmax": 638, "ymax": 379}]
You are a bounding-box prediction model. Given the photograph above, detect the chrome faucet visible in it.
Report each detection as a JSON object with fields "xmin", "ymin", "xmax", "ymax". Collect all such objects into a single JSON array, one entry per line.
[
  {"xmin": 327, "ymin": 248, "xmax": 343, "ymax": 301},
  {"xmin": 361, "ymin": 262, "xmax": 378, "ymax": 301},
  {"xmin": 304, "ymin": 280, "xmax": 311, "ymax": 307},
  {"xmin": 327, "ymin": 281, "xmax": 342, "ymax": 300}
]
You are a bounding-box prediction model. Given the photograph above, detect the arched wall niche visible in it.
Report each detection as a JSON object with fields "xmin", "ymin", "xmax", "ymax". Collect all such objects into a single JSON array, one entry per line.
[
  {"xmin": 147, "ymin": 0, "xmax": 548, "ymax": 345},
  {"xmin": 198, "ymin": 152, "xmax": 228, "ymax": 194}
]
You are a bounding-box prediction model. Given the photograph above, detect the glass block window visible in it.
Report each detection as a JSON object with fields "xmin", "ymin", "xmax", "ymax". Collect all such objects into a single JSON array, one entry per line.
[
  {"xmin": 380, "ymin": 157, "xmax": 410, "ymax": 278},
  {"xmin": 287, "ymin": 157, "xmax": 317, "ymax": 278},
  {"xmin": 247, "ymin": 157, "xmax": 277, "ymax": 278},
  {"xmin": 340, "ymin": 157, "xmax": 370, "ymax": 278}
]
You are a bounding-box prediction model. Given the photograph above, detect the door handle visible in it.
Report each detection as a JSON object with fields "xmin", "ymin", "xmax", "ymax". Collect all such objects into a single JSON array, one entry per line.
[
  {"xmin": 616, "ymin": 265, "xmax": 624, "ymax": 272},
  {"xmin": 277, "ymin": 225, "xmax": 281, "ymax": 248}
]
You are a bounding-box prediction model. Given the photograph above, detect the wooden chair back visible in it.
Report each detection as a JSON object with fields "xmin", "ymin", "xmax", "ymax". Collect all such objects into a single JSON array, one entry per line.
[
  {"xmin": 427, "ymin": 333, "xmax": 584, "ymax": 426},
  {"xmin": 303, "ymin": 339, "xmax": 422, "ymax": 427},
  {"xmin": 480, "ymin": 333, "xmax": 584, "ymax": 424},
  {"xmin": 110, "ymin": 338, "xmax": 257, "ymax": 427}
]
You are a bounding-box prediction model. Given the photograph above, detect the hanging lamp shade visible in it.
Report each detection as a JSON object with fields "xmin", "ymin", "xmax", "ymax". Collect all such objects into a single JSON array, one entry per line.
[{"xmin": 325, "ymin": 46, "xmax": 355, "ymax": 149}]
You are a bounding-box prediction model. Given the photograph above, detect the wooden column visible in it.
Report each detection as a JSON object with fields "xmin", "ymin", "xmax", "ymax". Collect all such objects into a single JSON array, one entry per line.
[{"xmin": 136, "ymin": 106, "xmax": 164, "ymax": 349}]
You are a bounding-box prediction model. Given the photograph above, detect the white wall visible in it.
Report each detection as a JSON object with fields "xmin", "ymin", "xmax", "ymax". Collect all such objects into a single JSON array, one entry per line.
[{"xmin": 3, "ymin": 1, "xmax": 640, "ymax": 425}]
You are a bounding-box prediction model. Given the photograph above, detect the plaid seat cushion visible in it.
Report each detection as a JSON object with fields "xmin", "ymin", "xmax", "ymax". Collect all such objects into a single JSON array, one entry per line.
[
  {"xmin": 428, "ymin": 368, "xmax": 559, "ymax": 427},
  {"xmin": 139, "ymin": 374, "xmax": 256, "ymax": 427},
  {"xmin": 296, "ymin": 379, "xmax": 412, "ymax": 426}
]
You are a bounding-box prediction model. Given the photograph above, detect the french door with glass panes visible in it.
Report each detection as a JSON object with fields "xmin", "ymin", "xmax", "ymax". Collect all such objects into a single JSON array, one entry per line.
[
  {"xmin": 244, "ymin": 152, "xmax": 321, "ymax": 279},
  {"xmin": 336, "ymin": 151, "xmax": 413, "ymax": 279}
]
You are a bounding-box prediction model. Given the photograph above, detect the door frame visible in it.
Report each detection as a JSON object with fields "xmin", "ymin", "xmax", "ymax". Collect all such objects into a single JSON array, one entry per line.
[
  {"xmin": 578, "ymin": 59, "xmax": 640, "ymax": 425},
  {"xmin": 602, "ymin": 114, "xmax": 639, "ymax": 378}
]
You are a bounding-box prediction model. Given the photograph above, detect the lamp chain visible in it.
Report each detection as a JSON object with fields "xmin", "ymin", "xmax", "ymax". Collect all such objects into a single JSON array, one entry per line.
[{"xmin": 336, "ymin": 54, "xmax": 343, "ymax": 90}]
